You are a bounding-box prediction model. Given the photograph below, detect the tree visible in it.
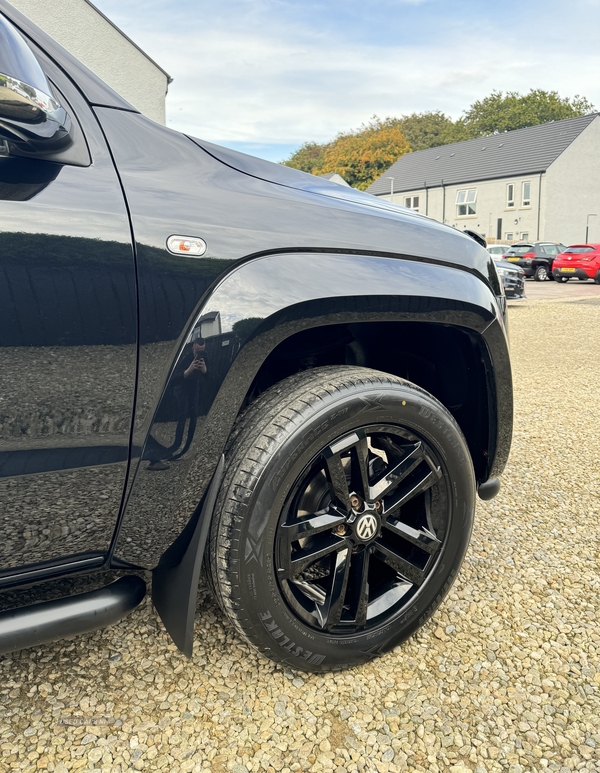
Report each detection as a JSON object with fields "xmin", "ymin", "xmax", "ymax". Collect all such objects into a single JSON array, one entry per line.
[
  {"xmin": 396, "ymin": 111, "xmax": 458, "ymax": 151},
  {"xmin": 284, "ymin": 117, "xmax": 410, "ymax": 190},
  {"xmin": 282, "ymin": 141, "xmax": 327, "ymax": 174},
  {"xmin": 459, "ymin": 89, "xmax": 595, "ymax": 138},
  {"xmin": 319, "ymin": 118, "xmax": 411, "ymax": 189}
]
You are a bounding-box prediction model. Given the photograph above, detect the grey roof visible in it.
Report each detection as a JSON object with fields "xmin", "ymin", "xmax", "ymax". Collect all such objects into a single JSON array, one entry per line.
[{"xmin": 367, "ymin": 114, "xmax": 599, "ymax": 195}]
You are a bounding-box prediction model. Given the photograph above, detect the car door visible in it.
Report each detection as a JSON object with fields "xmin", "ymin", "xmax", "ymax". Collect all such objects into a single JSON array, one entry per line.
[{"xmin": 0, "ymin": 28, "xmax": 136, "ymax": 580}]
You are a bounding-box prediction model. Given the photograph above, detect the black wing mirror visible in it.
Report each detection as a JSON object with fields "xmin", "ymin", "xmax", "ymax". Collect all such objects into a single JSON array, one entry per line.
[{"xmin": 0, "ymin": 14, "xmax": 72, "ymax": 154}]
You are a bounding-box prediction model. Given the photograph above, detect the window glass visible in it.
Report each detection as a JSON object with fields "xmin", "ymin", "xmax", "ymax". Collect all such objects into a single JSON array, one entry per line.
[
  {"xmin": 522, "ymin": 181, "xmax": 531, "ymax": 206},
  {"xmin": 521, "ymin": 232, "xmax": 529, "ymax": 240},
  {"xmin": 567, "ymin": 246, "xmax": 594, "ymax": 253},
  {"xmin": 506, "ymin": 232, "xmax": 514, "ymax": 241},
  {"xmin": 404, "ymin": 197, "xmax": 411, "ymax": 208},
  {"xmin": 413, "ymin": 196, "xmax": 419, "ymax": 208},
  {"xmin": 507, "ymin": 244, "xmax": 534, "ymax": 255},
  {"xmin": 507, "ymin": 184, "xmax": 514, "ymax": 207},
  {"xmin": 456, "ymin": 189, "xmax": 476, "ymax": 216}
]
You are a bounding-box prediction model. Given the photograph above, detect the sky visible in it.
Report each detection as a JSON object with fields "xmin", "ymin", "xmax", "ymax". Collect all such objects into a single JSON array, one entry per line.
[{"xmin": 93, "ymin": 0, "xmax": 600, "ymax": 163}]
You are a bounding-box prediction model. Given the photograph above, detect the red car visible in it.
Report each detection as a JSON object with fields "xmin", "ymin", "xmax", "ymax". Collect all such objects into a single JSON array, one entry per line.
[{"xmin": 553, "ymin": 244, "xmax": 600, "ymax": 283}]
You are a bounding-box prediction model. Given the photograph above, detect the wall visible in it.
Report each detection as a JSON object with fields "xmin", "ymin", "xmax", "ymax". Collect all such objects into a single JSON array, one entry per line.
[
  {"xmin": 380, "ymin": 173, "xmax": 546, "ymax": 244},
  {"xmin": 10, "ymin": 0, "xmax": 169, "ymax": 124},
  {"xmin": 543, "ymin": 117, "xmax": 600, "ymax": 245}
]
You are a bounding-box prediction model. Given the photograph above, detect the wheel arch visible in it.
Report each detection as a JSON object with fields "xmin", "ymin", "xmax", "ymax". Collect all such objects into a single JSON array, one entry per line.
[{"xmin": 113, "ymin": 251, "xmax": 511, "ymax": 570}]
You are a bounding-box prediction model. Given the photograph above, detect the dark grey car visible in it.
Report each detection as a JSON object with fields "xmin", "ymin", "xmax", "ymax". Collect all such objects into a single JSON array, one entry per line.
[
  {"xmin": 494, "ymin": 259, "xmax": 526, "ymax": 299},
  {"xmin": 503, "ymin": 241, "xmax": 567, "ymax": 281}
]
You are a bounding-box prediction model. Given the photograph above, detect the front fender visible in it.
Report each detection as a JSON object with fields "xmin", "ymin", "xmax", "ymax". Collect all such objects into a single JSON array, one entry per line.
[{"xmin": 111, "ymin": 251, "xmax": 509, "ymax": 567}]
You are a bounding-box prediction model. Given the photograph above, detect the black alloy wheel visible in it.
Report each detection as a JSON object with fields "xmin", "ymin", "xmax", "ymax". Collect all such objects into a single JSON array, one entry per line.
[
  {"xmin": 275, "ymin": 426, "xmax": 446, "ymax": 634},
  {"xmin": 207, "ymin": 366, "xmax": 475, "ymax": 672}
]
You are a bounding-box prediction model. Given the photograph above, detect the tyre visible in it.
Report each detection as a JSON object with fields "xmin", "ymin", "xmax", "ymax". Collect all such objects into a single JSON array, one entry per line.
[
  {"xmin": 534, "ymin": 265, "xmax": 549, "ymax": 281},
  {"xmin": 595, "ymin": 272, "xmax": 600, "ymax": 285},
  {"xmin": 578, "ymin": 277, "xmax": 588, "ymax": 281},
  {"xmin": 207, "ymin": 366, "xmax": 475, "ymax": 672},
  {"xmin": 554, "ymin": 275, "xmax": 567, "ymax": 283}
]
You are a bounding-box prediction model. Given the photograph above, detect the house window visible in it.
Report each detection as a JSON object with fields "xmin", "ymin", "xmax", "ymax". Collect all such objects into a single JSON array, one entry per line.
[
  {"xmin": 522, "ymin": 181, "xmax": 531, "ymax": 207},
  {"xmin": 456, "ymin": 189, "xmax": 476, "ymax": 216},
  {"xmin": 506, "ymin": 232, "xmax": 514, "ymax": 241},
  {"xmin": 404, "ymin": 196, "xmax": 419, "ymax": 211},
  {"xmin": 506, "ymin": 184, "xmax": 515, "ymax": 208},
  {"xmin": 521, "ymin": 232, "xmax": 529, "ymax": 240}
]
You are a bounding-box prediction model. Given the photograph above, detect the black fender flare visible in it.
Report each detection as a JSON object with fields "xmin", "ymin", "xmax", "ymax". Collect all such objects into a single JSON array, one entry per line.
[{"xmin": 112, "ymin": 251, "xmax": 509, "ymax": 573}]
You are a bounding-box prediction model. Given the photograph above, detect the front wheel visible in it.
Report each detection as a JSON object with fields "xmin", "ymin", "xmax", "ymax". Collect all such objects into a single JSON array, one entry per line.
[
  {"xmin": 534, "ymin": 265, "xmax": 549, "ymax": 281},
  {"xmin": 207, "ymin": 367, "xmax": 475, "ymax": 671}
]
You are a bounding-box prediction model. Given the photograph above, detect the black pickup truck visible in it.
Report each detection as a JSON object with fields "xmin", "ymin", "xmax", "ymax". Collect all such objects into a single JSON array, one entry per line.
[{"xmin": 0, "ymin": 3, "xmax": 512, "ymax": 671}]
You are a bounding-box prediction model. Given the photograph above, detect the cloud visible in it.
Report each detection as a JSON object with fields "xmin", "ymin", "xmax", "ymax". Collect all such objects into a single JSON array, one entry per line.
[{"xmin": 93, "ymin": 0, "xmax": 600, "ymax": 156}]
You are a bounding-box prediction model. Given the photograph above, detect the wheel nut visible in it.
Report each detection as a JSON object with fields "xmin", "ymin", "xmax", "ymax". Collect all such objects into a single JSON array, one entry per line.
[
  {"xmin": 334, "ymin": 524, "xmax": 348, "ymax": 536},
  {"xmin": 350, "ymin": 494, "xmax": 363, "ymax": 510},
  {"xmin": 375, "ymin": 500, "xmax": 382, "ymax": 513}
]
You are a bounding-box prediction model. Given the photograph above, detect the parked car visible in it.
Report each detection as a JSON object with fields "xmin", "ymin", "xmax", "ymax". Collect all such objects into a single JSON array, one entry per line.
[
  {"xmin": 552, "ymin": 244, "xmax": 600, "ymax": 283},
  {"xmin": 487, "ymin": 244, "xmax": 511, "ymax": 258},
  {"xmin": 494, "ymin": 259, "xmax": 526, "ymax": 299},
  {"xmin": 503, "ymin": 241, "xmax": 567, "ymax": 281},
  {"xmin": 0, "ymin": 5, "xmax": 512, "ymax": 672}
]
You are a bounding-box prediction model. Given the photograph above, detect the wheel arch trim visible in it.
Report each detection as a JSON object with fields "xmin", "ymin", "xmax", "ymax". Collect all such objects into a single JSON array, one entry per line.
[{"xmin": 112, "ymin": 251, "xmax": 510, "ymax": 568}]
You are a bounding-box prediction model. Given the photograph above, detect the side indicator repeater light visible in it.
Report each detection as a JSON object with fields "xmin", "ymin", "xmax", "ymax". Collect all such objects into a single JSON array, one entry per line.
[{"xmin": 166, "ymin": 235, "xmax": 207, "ymax": 257}]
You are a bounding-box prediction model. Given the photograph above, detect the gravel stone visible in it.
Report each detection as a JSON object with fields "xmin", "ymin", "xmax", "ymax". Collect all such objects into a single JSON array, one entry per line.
[{"xmin": 2, "ymin": 297, "xmax": 600, "ymax": 772}]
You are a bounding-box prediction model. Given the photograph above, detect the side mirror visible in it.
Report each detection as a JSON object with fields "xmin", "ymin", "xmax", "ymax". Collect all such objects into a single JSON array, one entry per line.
[{"xmin": 0, "ymin": 14, "xmax": 72, "ymax": 154}]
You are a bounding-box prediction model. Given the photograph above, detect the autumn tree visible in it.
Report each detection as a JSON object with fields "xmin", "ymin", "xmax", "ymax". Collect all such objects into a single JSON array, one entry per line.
[
  {"xmin": 284, "ymin": 117, "xmax": 410, "ymax": 189},
  {"xmin": 319, "ymin": 118, "xmax": 410, "ymax": 190}
]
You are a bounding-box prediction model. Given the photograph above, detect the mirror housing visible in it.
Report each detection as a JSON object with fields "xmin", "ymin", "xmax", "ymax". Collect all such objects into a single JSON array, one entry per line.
[{"xmin": 0, "ymin": 14, "xmax": 72, "ymax": 154}]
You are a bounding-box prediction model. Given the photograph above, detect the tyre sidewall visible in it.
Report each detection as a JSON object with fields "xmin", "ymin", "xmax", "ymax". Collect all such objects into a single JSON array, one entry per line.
[{"xmin": 227, "ymin": 381, "xmax": 475, "ymax": 671}]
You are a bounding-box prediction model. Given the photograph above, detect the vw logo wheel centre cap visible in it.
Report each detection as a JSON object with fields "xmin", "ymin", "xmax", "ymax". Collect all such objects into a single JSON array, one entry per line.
[{"xmin": 354, "ymin": 512, "xmax": 379, "ymax": 542}]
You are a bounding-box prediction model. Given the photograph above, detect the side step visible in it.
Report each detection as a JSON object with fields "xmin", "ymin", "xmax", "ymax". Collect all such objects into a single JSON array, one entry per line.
[{"xmin": 0, "ymin": 575, "xmax": 146, "ymax": 656}]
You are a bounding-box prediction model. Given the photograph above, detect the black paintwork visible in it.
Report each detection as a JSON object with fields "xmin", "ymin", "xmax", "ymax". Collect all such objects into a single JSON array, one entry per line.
[
  {"xmin": 0, "ymin": 38, "xmax": 136, "ymax": 576},
  {"xmin": 0, "ymin": 2, "xmax": 513, "ymax": 654}
]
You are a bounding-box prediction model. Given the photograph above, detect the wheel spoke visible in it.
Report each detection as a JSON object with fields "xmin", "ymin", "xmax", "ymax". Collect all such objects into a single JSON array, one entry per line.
[
  {"xmin": 280, "ymin": 510, "xmax": 346, "ymax": 542},
  {"xmin": 384, "ymin": 519, "xmax": 441, "ymax": 555},
  {"xmin": 324, "ymin": 453, "xmax": 351, "ymax": 509},
  {"xmin": 346, "ymin": 547, "xmax": 370, "ymax": 627},
  {"xmin": 369, "ymin": 441, "xmax": 425, "ymax": 500},
  {"xmin": 350, "ymin": 436, "xmax": 371, "ymax": 499},
  {"xmin": 316, "ymin": 547, "xmax": 351, "ymax": 629},
  {"xmin": 282, "ymin": 535, "xmax": 349, "ymax": 579},
  {"xmin": 382, "ymin": 464, "xmax": 442, "ymax": 519},
  {"xmin": 372, "ymin": 541, "xmax": 426, "ymax": 586}
]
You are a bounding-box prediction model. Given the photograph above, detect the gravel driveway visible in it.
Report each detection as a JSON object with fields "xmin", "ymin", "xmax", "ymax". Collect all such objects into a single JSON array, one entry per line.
[{"xmin": 1, "ymin": 297, "xmax": 600, "ymax": 773}]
